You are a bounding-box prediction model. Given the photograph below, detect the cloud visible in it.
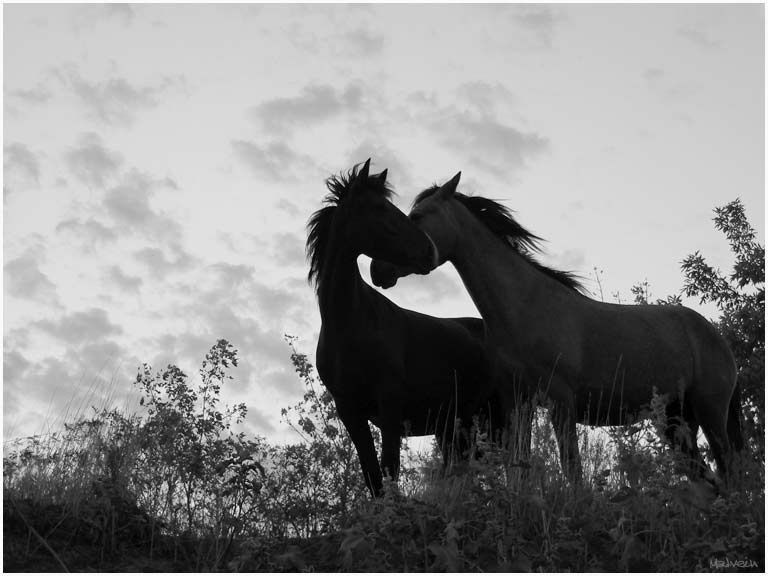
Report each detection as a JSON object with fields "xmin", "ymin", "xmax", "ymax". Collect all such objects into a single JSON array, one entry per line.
[
  {"xmin": 36, "ymin": 308, "xmax": 122, "ymax": 343},
  {"xmin": 643, "ymin": 68, "xmax": 665, "ymax": 82},
  {"xmin": 342, "ymin": 28, "xmax": 385, "ymax": 56},
  {"xmin": 344, "ymin": 141, "xmax": 414, "ymax": 191},
  {"xmin": 401, "ymin": 87, "xmax": 548, "ymax": 178},
  {"xmin": 231, "ymin": 140, "xmax": 316, "ymax": 181},
  {"xmin": 271, "ymin": 233, "xmax": 306, "ymax": 268},
  {"xmin": 56, "ymin": 217, "xmax": 117, "ymax": 246},
  {"xmin": 678, "ymin": 27, "xmax": 720, "ymax": 49},
  {"xmin": 478, "ymin": 4, "xmax": 563, "ymax": 49},
  {"xmin": 4, "ymin": 143, "xmax": 41, "ymax": 192},
  {"xmin": 73, "ymin": 4, "xmax": 136, "ymax": 29},
  {"xmin": 103, "ymin": 169, "xmax": 181, "ymax": 240},
  {"xmin": 105, "ymin": 265, "xmax": 143, "ymax": 294},
  {"xmin": 10, "ymin": 84, "xmax": 52, "ymax": 105},
  {"xmin": 65, "ymin": 133, "xmax": 123, "ymax": 188},
  {"xmin": 4, "ymin": 247, "xmax": 59, "ymax": 304},
  {"xmin": 431, "ymin": 111, "xmax": 548, "ymax": 178},
  {"xmin": 134, "ymin": 244, "xmax": 195, "ymax": 276},
  {"xmin": 4, "ymin": 349, "xmax": 31, "ymax": 385},
  {"xmin": 276, "ymin": 198, "xmax": 302, "ymax": 218},
  {"xmin": 251, "ymin": 83, "xmax": 363, "ymax": 135},
  {"xmin": 512, "ymin": 5, "xmax": 561, "ymax": 46},
  {"xmin": 456, "ymin": 82, "xmax": 517, "ymax": 116},
  {"xmin": 202, "ymin": 262, "xmax": 305, "ymax": 322},
  {"xmin": 58, "ymin": 67, "xmax": 181, "ymax": 125}
]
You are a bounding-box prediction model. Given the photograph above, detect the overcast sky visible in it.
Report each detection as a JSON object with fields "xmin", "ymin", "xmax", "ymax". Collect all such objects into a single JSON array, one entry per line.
[{"xmin": 4, "ymin": 4, "xmax": 764, "ymax": 444}]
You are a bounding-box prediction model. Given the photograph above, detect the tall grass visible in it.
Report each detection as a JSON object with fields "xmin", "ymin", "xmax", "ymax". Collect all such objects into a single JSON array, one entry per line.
[{"xmin": 4, "ymin": 343, "xmax": 764, "ymax": 572}]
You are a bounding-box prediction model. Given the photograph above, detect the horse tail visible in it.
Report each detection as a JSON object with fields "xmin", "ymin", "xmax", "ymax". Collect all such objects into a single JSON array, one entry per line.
[{"xmin": 727, "ymin": 382, "xmax": 744, "ymax": 453}]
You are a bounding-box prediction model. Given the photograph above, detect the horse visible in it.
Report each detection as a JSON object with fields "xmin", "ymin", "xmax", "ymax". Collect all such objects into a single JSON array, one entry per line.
[
  {"xmin": 370, "ymin": 172, "xmax": 743, "ymax": 483},
  {"xmin": 307, "ymin": 160, "xmax": 498, "ymax": 497}
]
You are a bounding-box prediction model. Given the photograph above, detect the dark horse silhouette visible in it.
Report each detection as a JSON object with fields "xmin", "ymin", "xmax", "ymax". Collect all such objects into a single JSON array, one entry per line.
[
  {"xmin": 307, "ymin": 160, "xmax": 496, "ymax": 497},
  {"xmin": 371, "ymin": 173, "xmax": 744, "ymax": 482}
]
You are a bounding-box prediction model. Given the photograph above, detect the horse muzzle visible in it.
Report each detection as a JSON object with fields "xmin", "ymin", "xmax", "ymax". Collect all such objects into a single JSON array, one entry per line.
[{"xmin": 370, "ymin": 260, "xmax": 399, "ymax": 288}]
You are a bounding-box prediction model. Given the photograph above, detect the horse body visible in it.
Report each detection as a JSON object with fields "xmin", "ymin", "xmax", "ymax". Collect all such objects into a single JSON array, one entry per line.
[
  {"xmin": 309, "ymin": 161, "xmax": 493, "ymax": 497},
  {"xmin": 371, "ymin": 173, "xmax": 741, "ymax": 480}
]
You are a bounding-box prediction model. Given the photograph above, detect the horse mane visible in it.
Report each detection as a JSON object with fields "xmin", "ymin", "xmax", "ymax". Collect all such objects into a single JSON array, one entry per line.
[
  {"xmin": 414, "ymin": 186, "xmax": 585, "ymax": 293},
  {"xmin": 307, "ymin": 163, "xmax": 394, "ymax": 291}
]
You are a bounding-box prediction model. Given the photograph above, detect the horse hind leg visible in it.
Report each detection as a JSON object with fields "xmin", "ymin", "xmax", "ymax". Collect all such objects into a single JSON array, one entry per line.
[
  {"xmin": 689, "ymin": 391, "xmax": 732, "ymax": 480},
  {"xmin": 727, "ymin": 384, "xmax": 745, "ymax": 453},
  {"xmin": 551, "ymin": 405, "xmax": 582, "ymax": 483},
  {"xmin": 663, "ymin": 398, "xmax": 708, "ymax": 479}
]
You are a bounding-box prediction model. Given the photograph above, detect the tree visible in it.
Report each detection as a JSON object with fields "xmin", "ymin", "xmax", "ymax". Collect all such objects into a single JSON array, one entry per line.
[
  {"xmin": 134, "ymin": 339, "xmax": 267, "ymax": 556},
  {"xmin": 680, "ymin": 199, "xmax": 764, "ymax": 451}
]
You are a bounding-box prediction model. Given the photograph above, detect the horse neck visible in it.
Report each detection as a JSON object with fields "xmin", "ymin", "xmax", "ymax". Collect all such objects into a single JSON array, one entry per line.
[
  {"xmin": 449, "ymin": 206, "xmax": 577, "ymax": 339},
  {"xmin": 317, "ymin": 230, "xmax": 370, "ymax": 328}
]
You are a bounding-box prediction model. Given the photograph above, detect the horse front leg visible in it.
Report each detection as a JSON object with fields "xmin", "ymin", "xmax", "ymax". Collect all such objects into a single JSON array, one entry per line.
[
  {"xmin": 551, "ymin": 404, "xmax": 582, "ymax": 483},
  {"xmin": 379, "ymin": 407, "xmax": 404, "ymax": 490},
  {"xmin": 337, "ymin": 402, "xmax": 383, "ymax": 497}
]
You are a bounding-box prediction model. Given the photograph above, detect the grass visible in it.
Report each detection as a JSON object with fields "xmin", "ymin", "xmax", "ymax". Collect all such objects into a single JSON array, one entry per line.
[
  {"xmin": 4, "ymin": 405, "xmax": 764, "ymax": 572},
  {"xmin": 3, "ymin": 345, "xmax": 764, "ymax": 572}
]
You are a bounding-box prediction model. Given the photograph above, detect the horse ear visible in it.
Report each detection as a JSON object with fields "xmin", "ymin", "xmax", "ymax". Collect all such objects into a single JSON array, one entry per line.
[
  {"xmin": 358, "ymin": 158, "xmax": 371, "ymax": 181},
  {"xmin": 375, "ymin": 168, "xmax": 388, "ymax": 183},
  {"xmin": 438, "ymin": 171, "xmax": 461, "ymax": 199}
]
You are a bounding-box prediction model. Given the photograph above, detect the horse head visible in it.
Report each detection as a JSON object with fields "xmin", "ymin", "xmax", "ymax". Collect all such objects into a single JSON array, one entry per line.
[
  {"xmin": 371, "ymin": 171, "xmax": 462, "ymax": 288},
  {"xmin": 340, "ymin": 159, "xmax": 436, "ymax": 272}
]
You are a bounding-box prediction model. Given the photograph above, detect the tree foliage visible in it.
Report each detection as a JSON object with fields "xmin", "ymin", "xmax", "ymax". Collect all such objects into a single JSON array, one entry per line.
[{"xmin": 680, "ymin": 199, "xmax": 764, "ymax": 450}]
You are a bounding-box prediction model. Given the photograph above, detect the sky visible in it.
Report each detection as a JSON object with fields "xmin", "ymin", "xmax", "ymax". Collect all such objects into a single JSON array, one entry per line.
[{"xmin": 3, "ymin": 4, "xmax": 764, "ymax": 444}]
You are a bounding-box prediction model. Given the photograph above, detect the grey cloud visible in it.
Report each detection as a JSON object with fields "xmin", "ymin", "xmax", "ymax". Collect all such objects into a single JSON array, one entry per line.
[
  {"xmin": 272, "ymin": 233, "xmax": 306, "ymax": 268},
  {"xmin": 231, "ymin": 140, "xmax": 316, "ymax": 181},
  {"xmin": 643, "ymin": 68, "xmax": 665, "ymax": 82},
  {"xmin": 204, "ymin": 262, "xmax": 304, "ymax": 319},
  {"xmin": 253, "ymin": 282, "xmax": 303, "ymax": 318},
  {"xmin": 482, "ymin": 4, "xmax": 563, "ymax": 48},
  {"xmin": 73, "ymin": 4, "xmax": 136, "ymax": 29},
  {"xmin": 4, "ymin": 248, "xmax": 58, "ymax": 304},
  {"xmin": 105, "ymin": 181, "xmax": 155, "ymax": 226},
  {"xmin": 59, "ymin": 68, "xmax": 180, "ymax": 125},
  {"xmin": 56, "ymin": 217, "xmax": 117, "ymax": 245},
  {"xmin": 207, "ymin": 262, "xmax": 255, "ymax": 290},
  {"xmin": 4, "ymin": 344, "xmax": 138, "ymax": 441},
  {"xmin": 104, "ymin": 170, "xmax": 181, "ymax": 241},
  {"xmin": 65, "ymin": 133, "xmax": 123, "ymax": 188},
  {"xmin": 678, "ymin": 27, "xmax": 720, "ymax": 49},
  {"xmin": 10, "ymin": 85, "xmax": 52, "ymax": 105},
  {"xmin": 4, "ymin": 143, "xmax": 41, "ymax": 191},
  {"xmin": 513, "ymin": 5, "xmax": 560, "ymax": 42},
  {"xmin": 134, "ymin": 244, "xmax": 195, "ymax": 275},
  {"xmin": 186, "ymin": 299, "xmax": 301, "ymax": 396},
  {"xmin": 4, "ymin": 349, "xmax": 31, "ymax": 384},
  {"xmin": 78, "ymin": 340, "xmax": 125, "ymax": 373},
  {"xmin": 252, "ymin": 84, "xmax": 363, "ymax": 134},
  {"xmin": 242, "ymin": 404, "xmax": 276, "ymax": 436},
  {"xmin": 456, "ymin": 82, "xmax": 517, "ymax": 117},
  {"xmin": 36, "ymin": 308, "xmax": 122, "ymax": 343},
  {"xmin": 345, "ymin": 142, "xmax": 413, "ymax": 190},
  {"xmin": 343, "ymin": 28, "xmax": 385, "ymax": 56},
  {"xmin": 106, "ymin": 265, "xmax": 143, "ymax": 294},
  {"xmin": 276, "ymin": 198, "xmax": 302, "ymax": 218},
  {"xmin": 433, "ymin": 112, "xmax": 548, "ymax": 177},
  {"xmin": 402, "ymin": 88, "xmax": 548, "ymax": 177}
]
